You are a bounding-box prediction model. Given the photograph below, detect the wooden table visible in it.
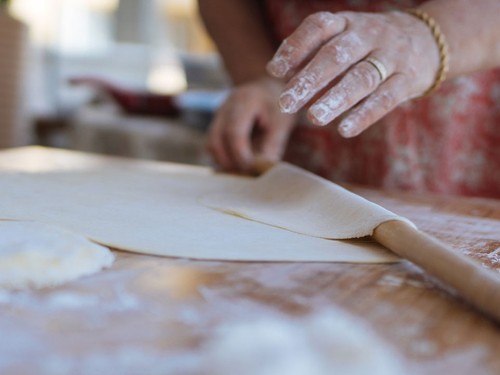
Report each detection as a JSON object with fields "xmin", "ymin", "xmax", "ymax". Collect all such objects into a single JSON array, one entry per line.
[{"xmin": 0, "ymin": 147, "xmax": 499, "ymax": 375}]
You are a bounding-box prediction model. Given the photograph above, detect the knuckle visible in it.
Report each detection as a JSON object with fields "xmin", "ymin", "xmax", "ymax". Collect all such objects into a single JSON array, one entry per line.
[
  {"xmin": 305, "ymin": 11, "xmax": 335, "ymax": 33},
  {"xmin": 320, "ymin": 42, "xmax": 340, "ymax": 60},
  {"xmin": 280, "ymin": 37, "xmax": 301, "ymax": 54},
  {"xmin": 366, "ymin": 15, "xmax": 385, "ymax": 35},
  {"xmin": 395, "ymin": 73, "xmax": 411, "ymax": 91},
  {"xmin": 279, "ymin": 37, "xmax": 298, "ymax": 55},
  {"xmin": 320, "ymin": 39, "xmax": 353, "ymax": 65},
  {"xmin": 376, "ymin": 91, "xmax": 397, "ymax": 112},
  {"xmin": 353, "ymin": 63, "xmax": 379, "ymax": 91}
]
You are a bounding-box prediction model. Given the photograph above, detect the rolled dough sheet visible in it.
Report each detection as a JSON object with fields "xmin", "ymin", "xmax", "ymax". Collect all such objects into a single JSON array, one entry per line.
[
  {"xmin": 203, "ymin": 163, "xmax": 415, "ymax": 239},
  {"xmin": 0, "ymin": 152, "xmax": 398, "ymax": 263}
]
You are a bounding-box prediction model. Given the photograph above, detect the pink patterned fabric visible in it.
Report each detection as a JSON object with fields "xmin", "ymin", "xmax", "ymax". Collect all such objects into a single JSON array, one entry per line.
[{"xmin": 264, "ymin": 0, "xmax": 500, "ymax": 198}]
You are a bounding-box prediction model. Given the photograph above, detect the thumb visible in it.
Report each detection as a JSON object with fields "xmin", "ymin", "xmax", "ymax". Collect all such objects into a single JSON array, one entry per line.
[{"xmin": 256, "ymin": 120, "xmax": 294, "ymax": 167}]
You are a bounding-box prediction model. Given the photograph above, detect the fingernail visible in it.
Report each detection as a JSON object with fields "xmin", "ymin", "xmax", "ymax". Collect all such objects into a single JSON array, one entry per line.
[
  {"xmin": 268, "ymin": 40, "xmax": 294, "ymax": 77},
  {"xmin": 309, "ymin": 105, "xmax": 329, "ymax": 126},
  {"xmin": 267, "ymin": 60, "xmax": 287, "ymax": 78},
  {"xmin": 338, "ymin": 121, "xmax": 355, "ymax": 138},
  {"xmin": 279, "ymin": 94, "xmax": 296, "ymax": 113}
]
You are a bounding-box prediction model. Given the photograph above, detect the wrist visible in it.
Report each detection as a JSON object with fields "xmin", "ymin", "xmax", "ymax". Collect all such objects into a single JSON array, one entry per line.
[
  {"xmin": 405, "ymin": 8, "xmax": 450, "ymax": 96},
  {"xmin": 387, "ymin": 10, "xmax": 443, "ymax": 96}
]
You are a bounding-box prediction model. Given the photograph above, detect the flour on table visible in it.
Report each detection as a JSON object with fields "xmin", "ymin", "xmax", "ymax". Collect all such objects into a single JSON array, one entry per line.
[
  {"xmin": 203, "ymin": 308, "xmax": 404, "ymax": 375},
  {"xmin": 0, "ymin": 221, "xmax": 114, "ymax": 290}
]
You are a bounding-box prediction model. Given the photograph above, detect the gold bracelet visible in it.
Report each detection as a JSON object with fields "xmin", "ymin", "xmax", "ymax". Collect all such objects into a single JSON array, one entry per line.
[{"xmin": 406, "ymin": 8, "xmax": 450, "ymax": 96}]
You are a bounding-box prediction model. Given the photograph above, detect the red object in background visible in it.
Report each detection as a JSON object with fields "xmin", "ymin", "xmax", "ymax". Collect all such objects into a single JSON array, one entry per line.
[{"xmin": 69, "ymin": 77, "xmax": 181, "ymax": 118}]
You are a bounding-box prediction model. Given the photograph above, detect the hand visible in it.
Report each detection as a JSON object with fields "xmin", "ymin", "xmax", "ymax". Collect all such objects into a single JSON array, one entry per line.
[
  {"xmin": 267, "ymin": 10, "xmax": 440, "ymax": 137},
  {"xmin": 208, "ymin": 77, "xmax": 297, "ymax": 173}
]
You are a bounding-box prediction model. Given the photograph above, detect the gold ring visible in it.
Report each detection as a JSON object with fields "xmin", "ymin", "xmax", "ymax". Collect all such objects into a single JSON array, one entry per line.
[{"xmin": 365, "ymin": 57, "xmax": 388, "ymax": 82}]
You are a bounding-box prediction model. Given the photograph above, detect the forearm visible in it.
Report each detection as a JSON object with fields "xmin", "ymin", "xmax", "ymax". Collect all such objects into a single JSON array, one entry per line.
[
  {"xmin": 198, "ymin": 0, "xmax": 276, "ymax": 84},
  {"xmin": 419, "ymin": 0, "xmax": 500, "ymax": 77}
]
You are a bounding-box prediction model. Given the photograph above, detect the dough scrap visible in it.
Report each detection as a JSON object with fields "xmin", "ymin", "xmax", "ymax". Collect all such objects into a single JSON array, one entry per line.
[
  {"xmin": 0, "ymin": 221, "xmax": 114, "ymax": 290},
  {"xmin": 203, "ymin": 163, "xmax": 415, "ymax": 239}
]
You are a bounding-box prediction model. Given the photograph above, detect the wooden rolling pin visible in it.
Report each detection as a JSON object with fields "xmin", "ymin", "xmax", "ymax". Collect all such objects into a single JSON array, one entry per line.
[
  {"xmin": 255, "ymin": 159, "xmax": 500, "ymax": 321},
  {"xmin": 374, "ymin": 220, "xmax": 500, "ymax": 322}
]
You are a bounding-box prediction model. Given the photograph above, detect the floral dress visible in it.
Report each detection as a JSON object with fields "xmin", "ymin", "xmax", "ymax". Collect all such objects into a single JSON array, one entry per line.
[{"xmin": 264, "ymin": 0, "xmax": 500, "ymax": 198}]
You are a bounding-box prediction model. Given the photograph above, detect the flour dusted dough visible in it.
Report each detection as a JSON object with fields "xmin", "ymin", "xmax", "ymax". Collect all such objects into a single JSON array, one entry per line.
[
  {"xmin": 0, "ymin": 148, "xmax": 403, "ymax": 263},
  {"xmin": 203, "ymin": 163, "xmax": 415, "ymax": 239},
  {"xmin": 0, "ymin": 221, "xmax": 114, "ymax": 289}
]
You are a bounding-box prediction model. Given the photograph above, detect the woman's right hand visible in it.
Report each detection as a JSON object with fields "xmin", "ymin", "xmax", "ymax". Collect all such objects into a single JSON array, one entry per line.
[{"xmin": 208, "ymin": 77, "xmax": 297, "ymax": 174}]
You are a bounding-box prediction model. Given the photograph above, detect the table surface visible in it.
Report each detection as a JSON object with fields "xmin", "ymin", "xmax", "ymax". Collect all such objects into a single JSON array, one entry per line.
[{"xmin": 0, "ymin": 147, "xmax": 499, "ymax": 375}]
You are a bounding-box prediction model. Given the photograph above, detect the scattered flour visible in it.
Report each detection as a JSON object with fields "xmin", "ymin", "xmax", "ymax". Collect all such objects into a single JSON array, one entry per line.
[
  {"xmin": 280, "ymin": 74, "xmax": 319, "ymax": 113},
  {"xmin": 40, "ymin": 349, "xmax": 201, "ymax": 375},
  {"xmin": 377, "ymin": 274, "xmax": 427, "ymax": 289},
  {"xmin": 485, "ymin": 247, "xmax": 500, "ymax": 264},
  {"xmin": 203, "ymin": 308, "xmax": 404, "ymax": 375}
]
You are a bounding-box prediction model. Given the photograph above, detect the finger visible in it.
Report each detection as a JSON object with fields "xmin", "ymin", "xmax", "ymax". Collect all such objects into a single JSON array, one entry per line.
[
  {"xmin": 258, "ymin": 118, "xmax": 293, "ymax": 163},
  {"xmin": 278, "ymin": 32, "xmax": 371, "ymax": 114},
  {"xmin": 208, "ymin": 107, "xmax": 235, "ymax": 171},
  {"xmin": 222, "ymin": 102, "xmax": 258, "ymax": 172},
  {"xmin": 267, "ymin": 12, "xmax": 347, "ymax": 78},
  {"xmin": 338, "ymin": 73, "xmax": 408, "ymax": 138},
  {"xmin": 308, "ymin": 56, "xmax": 392, "ymax": 126}
]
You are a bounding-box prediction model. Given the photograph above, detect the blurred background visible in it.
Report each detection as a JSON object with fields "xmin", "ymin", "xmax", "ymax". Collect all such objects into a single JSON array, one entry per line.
[{"xmin": 0, "ymin": 0, "xmax": 229, "ymax": 165}]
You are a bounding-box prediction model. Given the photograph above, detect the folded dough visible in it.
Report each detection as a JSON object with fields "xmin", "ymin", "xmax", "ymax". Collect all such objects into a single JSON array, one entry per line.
[{"xmin": 203, "ymin": 163, "xmax": 414, "ymax": 239}]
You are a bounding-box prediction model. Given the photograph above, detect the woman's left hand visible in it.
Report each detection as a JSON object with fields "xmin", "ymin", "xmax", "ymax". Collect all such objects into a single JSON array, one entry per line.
[{"xmin": 267, "ymin": 10, "xmax": 440, "ymax": 137}]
